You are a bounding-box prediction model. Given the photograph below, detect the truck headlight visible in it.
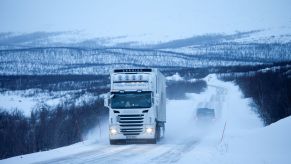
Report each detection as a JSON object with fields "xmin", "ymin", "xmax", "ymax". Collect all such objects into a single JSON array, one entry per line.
[
  {"xmin": 146, "ymin": 127, "xmax": 154, "ymax": 134},
  {"xmin": 110, "ymin": 128, "xmax": 117, "ymax": 135}
]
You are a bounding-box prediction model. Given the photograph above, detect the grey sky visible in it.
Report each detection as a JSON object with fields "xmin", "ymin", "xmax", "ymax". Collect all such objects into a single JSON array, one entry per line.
[{"xmin": 0, "ymin": 0, "xmax": 291, "ymax": 38}]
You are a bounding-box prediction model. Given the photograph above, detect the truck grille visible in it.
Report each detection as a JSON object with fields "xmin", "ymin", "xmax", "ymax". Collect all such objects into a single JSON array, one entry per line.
[{"xmin": 118, "ymin": 114, "xmax": 144, "ymax": 136}]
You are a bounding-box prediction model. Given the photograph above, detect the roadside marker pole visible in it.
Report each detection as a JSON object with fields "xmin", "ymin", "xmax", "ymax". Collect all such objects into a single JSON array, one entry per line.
[{"xmin": 220, "ymin": 121, "xmax": 227, "ymax": 143}]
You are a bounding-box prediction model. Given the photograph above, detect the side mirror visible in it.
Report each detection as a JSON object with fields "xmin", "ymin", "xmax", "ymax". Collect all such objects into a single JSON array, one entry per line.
[
  {"xmin": 104, "ymin": 93, "xmax": 110, "ymax": 108},
  {"xmin": 104, "ymin": 97, "xmax": 108, "ymax": 108}
]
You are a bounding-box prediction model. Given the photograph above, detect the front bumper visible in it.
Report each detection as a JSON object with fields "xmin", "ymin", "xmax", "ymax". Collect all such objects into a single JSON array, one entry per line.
[
  {"xmin": 110, "ymin": 139, "xmax": 156, "ymax": 144},
  {"xmin": 109, "ymin": 126, "xmax": 155, "ymax": 140}
]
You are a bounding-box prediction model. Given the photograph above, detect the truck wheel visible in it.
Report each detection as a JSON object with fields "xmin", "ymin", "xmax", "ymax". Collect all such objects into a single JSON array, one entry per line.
[
  {"xmin": 160, "ymin": 123, "xmax": 165, "ymax": 138},
  {"xmin": 163, "ymin": 123, "xmax": 165, "ymax": 138},
  {"xmin": 148, "ymin": 125, "xmax": 159, "ymax": 144},
  {"xmin": 156, "ymin": 124, "xmax": 161, "ymax": 141}
]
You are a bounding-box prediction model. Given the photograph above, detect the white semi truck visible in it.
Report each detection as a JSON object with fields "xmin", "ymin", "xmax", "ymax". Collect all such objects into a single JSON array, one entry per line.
[{"xmin": 104, "ymin": 68, "xmax": 166, "ymax": 144}]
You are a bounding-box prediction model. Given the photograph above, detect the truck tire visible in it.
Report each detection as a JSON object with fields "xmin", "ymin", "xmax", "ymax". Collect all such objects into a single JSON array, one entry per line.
[
  {"xmin": 156, "ymin": 124, "xmax": 161, "ymax": 141},
  {"xmin": 160, "ymin": 123, "xmax": 165, "ymax": 139},
  {"xmin": 162, "ymin": 124, "xmax": 165, "ymax": 138},
  {"xmin": 147, "ymin": 124, "xmax": 159, "ymax": 144}
]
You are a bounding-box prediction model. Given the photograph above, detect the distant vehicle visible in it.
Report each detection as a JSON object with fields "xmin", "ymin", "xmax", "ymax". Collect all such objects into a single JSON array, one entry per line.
[
  {"xmin": 196, "ymin": 108, "xmax": 215, "ymax": 121},
  {"xmin": 104, "ymin": 68, "xmax": 166, "ymax": 144}
]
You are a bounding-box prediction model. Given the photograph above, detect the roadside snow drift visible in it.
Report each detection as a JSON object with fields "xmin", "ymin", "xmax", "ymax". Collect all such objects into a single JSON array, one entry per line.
[{"xmin": 180, "ymin": 75, "xmax": 291, "ymax": 164}]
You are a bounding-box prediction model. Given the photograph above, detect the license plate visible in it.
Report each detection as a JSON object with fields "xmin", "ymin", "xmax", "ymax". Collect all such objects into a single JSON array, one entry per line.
[{"xmin": 126, "ymin": 136, "xmax": 137, "ymax": 139}]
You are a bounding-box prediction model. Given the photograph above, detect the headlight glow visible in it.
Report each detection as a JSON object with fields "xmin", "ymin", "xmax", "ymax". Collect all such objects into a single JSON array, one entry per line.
[
  {"xmin": 146, "ymin": 127, "xmax": 154, "ymax": 133},
  {"xmin": 110, "ymin": 128, "xmax": 117, "ymax": 135}
]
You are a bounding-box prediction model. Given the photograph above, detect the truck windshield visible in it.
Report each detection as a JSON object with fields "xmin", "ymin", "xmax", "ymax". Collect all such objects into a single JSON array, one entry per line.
[{"xmin": 111, "ymin": 91, "xmax": 152, "ymax": 109}]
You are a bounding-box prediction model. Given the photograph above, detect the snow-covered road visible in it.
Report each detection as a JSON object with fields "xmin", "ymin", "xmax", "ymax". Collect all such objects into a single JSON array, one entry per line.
[
  {"xmin": 32, "ymin": 85, "xmax": 221, "ymax": 164},
  {"xmin": 33, "ymin": 84, "xmax": 221, "ymax": 164},
  {"xmin": 5, "ymin": 74, "xmax": 290, "ymax": 164}
]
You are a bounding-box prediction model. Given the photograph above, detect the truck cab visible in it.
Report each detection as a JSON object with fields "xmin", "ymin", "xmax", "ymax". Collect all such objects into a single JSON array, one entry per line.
[{"xmin": 104, "ymin": 69, "xmax": 166, "ymax": 144}]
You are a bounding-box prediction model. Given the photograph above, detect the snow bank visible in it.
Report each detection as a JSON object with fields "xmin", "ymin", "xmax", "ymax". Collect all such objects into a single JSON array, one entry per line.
[
  {"xmin": 220, "ymin": 116, "xmax": 291, "ymax": 164},
  {"xmin": 180, "ymin": 74, "xmax": 290, "ymax": 164},
  {"xmin": 0, "ymin": 141, "xmax": 106, "ymax": 164}
]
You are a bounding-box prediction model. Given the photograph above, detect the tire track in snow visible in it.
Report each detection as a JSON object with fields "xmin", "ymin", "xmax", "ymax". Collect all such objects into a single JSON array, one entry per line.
[
  {"xmin": 36, "ymin": 144, "xmax": 160, "ymax": 164},
  {"xmin": 94, "ymin": 144, "xmax": 158, "ymax": 164},
  {"xmin": 149, "ymin": 138, "xmax": 199, "ymax": 163},
  {"xmin": 34, "ymin": 145, "xmax": 135, "ymax": 164}
]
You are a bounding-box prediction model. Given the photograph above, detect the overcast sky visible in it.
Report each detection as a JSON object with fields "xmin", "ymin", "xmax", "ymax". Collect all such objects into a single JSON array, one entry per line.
[{"xmin": 1, "ymin": 0, "xmax": 291, "ymax": 38}]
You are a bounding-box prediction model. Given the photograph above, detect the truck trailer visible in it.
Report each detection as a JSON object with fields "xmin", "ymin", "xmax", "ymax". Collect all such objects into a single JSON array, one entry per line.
[{"xmin": 104, "ymin": 68, "xmax": 166, "ymax": 144}]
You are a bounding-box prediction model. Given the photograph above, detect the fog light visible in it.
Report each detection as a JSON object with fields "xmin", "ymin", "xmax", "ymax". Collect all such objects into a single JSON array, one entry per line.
[
  {"xmin": 110, "ymin": 128, "xmax": 117, "ymax": 135},
  {"xmin": 146, "ymin": 128, "xmax": 154, "ymax": 133}
]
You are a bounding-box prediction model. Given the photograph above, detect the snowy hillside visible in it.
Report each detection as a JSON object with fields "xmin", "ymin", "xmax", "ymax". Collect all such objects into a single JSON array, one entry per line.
[
  {"xmin": 1, "ymin": 44, "xmax": 291, "ymax": 75},
  {"xmin": 2, "ymin": 75, "xmax": 290, "ymax": 164},
  {"xmin": 1, "ymin": 29, "xmax": 291, "ymax": 50},
  {"xmin": 0, "ymin": 89, "xmax": 100, "ymax": 117},
  {"xmin": 1, "ymin": 0, "xmax": 291, "ymax": 75}
]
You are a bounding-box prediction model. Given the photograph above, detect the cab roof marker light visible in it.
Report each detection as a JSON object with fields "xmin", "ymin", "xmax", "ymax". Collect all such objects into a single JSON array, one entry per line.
[{"xmin": 114, "ymin": 69, "xmax": 152, "ymax": 73}]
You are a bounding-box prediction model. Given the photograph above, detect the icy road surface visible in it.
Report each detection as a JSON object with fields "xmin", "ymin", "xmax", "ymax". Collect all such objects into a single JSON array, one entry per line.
[{"xmin": 2, "ymin": 74, "xmax": 270, "ymax": 164}]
